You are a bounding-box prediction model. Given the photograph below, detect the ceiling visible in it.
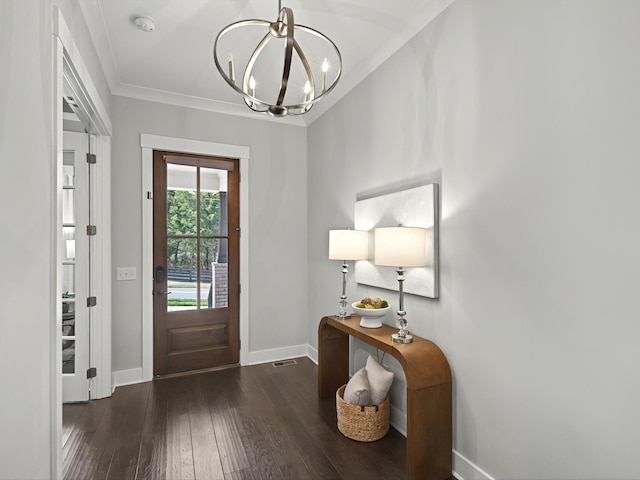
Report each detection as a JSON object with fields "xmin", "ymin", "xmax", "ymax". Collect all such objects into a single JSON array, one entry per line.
[{"xmin": 80, "ymin": 0, "xmax": 453, "ymax": 126}]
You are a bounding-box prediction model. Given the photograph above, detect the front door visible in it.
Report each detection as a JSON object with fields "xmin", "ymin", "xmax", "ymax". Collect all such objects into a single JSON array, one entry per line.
[{"xmin": 153, "ymin": 151, "xmax": 240, "ymax": 376}]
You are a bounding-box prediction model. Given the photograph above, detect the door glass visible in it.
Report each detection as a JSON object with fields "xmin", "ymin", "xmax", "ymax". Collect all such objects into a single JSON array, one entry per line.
[
  {"xmin": 205, "ymin": 238, "xmax": 228, "ymax": 309},
  {"xmin": 62, "ymin": 151, "xmax": 76, "ymax": 374},
  {"xmin": 166, "ymin": 163, "xmax": 229, "ymax": 312},
  {"xmin": 62, "ymin": 340, "xmax": 75, "ymax": 374}
]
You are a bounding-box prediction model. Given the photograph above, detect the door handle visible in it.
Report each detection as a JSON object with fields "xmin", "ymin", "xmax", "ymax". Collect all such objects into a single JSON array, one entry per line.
[
  {"xmin": 153, "ymin": 290, "xmax": 172, "ymax": 296},
  {"xmin": 155, "ymin": 265, "xmax": 165, "ymax": 283}
]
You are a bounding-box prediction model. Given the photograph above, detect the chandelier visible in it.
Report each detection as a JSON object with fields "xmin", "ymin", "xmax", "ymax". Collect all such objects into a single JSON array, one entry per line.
[{"xmin": 213, "ymin": 1, "xmax": 342, "ymax": 117}]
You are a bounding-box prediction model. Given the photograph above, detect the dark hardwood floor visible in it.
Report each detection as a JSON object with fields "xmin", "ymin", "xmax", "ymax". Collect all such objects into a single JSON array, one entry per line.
[{"xmin": 63, "ymin": 357, "xmax": 407, "ymax": 479}]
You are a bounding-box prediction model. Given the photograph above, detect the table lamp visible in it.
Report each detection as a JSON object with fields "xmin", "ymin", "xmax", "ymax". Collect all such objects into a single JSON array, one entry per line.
[
  {"xmin": 374, "ymin": 226, "xmax": 427, "ymax": 343},
  {"xmin": 328, "ymin": 229, "xmax": 369, "ymax": 318}
]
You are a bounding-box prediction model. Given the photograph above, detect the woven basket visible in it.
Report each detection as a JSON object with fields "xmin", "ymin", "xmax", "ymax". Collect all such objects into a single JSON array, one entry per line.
[{"xmin": 336, "ymin": 384, "xmax": 390, "ymax": 442}]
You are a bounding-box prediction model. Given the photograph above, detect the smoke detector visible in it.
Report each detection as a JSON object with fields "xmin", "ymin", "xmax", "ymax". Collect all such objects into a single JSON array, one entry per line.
[{"xmin": 133, "ymin": 16, "xmax": 156, "ymax": 32}]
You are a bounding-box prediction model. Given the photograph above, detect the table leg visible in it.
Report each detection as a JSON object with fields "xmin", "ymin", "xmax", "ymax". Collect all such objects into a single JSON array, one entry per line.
[{"xmin": 318, "ymin": 323, "xmax": 349, "ymax": 398}]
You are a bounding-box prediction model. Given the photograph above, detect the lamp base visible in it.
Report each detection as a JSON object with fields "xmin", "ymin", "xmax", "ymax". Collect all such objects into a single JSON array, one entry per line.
[
  {"xmin": 337, "ymin": 313, "xmax": 352, "ymax": 319},
  {"xmin": 391, "ymin": 333, "xmax": 413, "ymax": 344}
]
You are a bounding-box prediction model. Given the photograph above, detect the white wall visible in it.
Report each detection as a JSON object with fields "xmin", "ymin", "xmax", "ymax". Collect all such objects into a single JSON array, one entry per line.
[
  {"xmin": 0, "ymin": 3, "xmax": 56, "ymax": 477},
  {"xmin": 308, "ymin": 1, "xmax": 640, "ymax": 478},
  {"xmin": 111, "ymin": 96, "xmax": 308, "ymax": 373}
]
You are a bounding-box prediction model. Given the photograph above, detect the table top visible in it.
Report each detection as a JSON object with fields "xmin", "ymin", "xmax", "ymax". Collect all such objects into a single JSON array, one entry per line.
[{"xmin": 320, "ymin": 315, "xmax": 452, "ymax": 389}]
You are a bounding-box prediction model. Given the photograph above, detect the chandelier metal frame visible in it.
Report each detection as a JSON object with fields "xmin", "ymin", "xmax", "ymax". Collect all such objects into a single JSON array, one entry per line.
[{"xmin": 213, "ymin": 1, "xmax": 342, "ymax": 117}]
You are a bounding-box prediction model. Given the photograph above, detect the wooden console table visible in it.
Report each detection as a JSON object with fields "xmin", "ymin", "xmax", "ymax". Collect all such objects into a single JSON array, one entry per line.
[{"xmin": 318, "ymin": 315, "xmax": 452, "ymax": 480}]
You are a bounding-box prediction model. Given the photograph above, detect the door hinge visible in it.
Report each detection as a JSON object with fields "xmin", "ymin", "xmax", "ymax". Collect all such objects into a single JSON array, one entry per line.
[
  {"xmin": 239, "ymin": 284, "xmax": 241, "ymax": 294},
  {"xmin": 86, "ymin": 225, "xmax": 97, "ymax": 236},
  {"xmin": 87, "ymin": 296, "xmax": 97, "ymax": 307},
  {"xmin": 87, "ymin": 367, "xmax": 97, "ymax": 379},
  {"xmin": 86, "ymin": 153, "xmax": 97, "ymax": 164}
]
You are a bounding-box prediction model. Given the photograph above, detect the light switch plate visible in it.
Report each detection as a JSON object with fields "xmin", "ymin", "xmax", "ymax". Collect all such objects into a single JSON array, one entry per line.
[{"xmin": 116, "ymin": 267, "xmax": 136, "ymax": 281}]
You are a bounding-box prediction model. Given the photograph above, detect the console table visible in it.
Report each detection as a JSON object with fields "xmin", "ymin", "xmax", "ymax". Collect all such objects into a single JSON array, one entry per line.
[{"xmin": 318, "ymin": 315, "xmax": 452, "ymax": 480}]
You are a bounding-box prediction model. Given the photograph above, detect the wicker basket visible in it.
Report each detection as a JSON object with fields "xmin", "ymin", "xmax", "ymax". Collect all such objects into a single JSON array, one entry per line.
[{"xmin": 336, "ymin": 384, "xmax": 390, "ymax": 442}]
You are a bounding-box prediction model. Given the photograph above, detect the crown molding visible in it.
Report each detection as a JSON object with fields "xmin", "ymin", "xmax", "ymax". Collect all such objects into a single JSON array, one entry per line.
[{"xmin": 114, "ymin": 83, "xmax": 307, "ymax": 127}]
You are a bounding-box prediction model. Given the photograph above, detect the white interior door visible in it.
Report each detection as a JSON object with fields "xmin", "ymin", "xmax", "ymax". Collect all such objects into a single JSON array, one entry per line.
[{"xmin": 62, "ymin": 131, "xmax": 90, "ymax": 402}]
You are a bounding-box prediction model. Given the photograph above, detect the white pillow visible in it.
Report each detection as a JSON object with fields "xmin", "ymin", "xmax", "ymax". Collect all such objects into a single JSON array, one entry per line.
[
  {"xmin": 343, "ymin": 367, "xmax": 371, "ymax": 405},
  {"xmin": 365, "ymin": 355, "xmax": 394, "ymax": 405}
]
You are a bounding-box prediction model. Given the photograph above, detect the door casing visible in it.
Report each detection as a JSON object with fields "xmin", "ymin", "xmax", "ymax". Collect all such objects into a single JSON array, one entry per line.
[
  {"xmin": 53, "ymin": 6, "xmax": 113, "ymax": 478},
  {"xmin": 140, "ymin": 134, "xmax": 250, "ymax": 383}
]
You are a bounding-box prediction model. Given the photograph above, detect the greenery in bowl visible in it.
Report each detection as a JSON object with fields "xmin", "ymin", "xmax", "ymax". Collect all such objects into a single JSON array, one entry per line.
[{"xmin": 354, "ymin": 296, "xmax": 389, "ymax": 309}]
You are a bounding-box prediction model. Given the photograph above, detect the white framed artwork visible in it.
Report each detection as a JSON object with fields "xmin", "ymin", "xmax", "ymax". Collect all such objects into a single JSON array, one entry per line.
[{"xmin": 354, "ymin": 184, "xmax": 439, "ymax": 298}]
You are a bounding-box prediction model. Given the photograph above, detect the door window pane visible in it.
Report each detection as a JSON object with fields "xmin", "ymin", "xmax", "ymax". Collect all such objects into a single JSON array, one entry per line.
[
  {"xmin": 206, "ymin": 238, "xmax": 228, "ymax": 309},
  {"xmin": 62, "ymin": 340, "xmax": 75, "ymax": 374},
  {"xmin": 167, "ymin": 237, "xmax": 198, "ymax": 311},
  {"xmin": 62, "ymin": 301, "xmax": 75, "ymax": 336},
  {"xmin": 62, "ymin": 189, "xmax": 74, "ymax": 225},
  {"xmin": 167, "ymin": 164, "xmax": 197, "ymax": 236},
  {"xmin": 200, "ymin": 168, "xmax": 227, "ymax": 236},
  {"xmin": 201, "ymin": 238, "xmax": 228, "ymax": 309},
  {"xmin": 63, "ymin": 164, "xmax": 74, "ymax": 187}
]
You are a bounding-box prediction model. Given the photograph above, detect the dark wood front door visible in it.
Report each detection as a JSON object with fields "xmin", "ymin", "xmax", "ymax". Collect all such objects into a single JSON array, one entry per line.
[{"xmin": 153, "ymin": 150, "xmax": 240, "ymax": 376}]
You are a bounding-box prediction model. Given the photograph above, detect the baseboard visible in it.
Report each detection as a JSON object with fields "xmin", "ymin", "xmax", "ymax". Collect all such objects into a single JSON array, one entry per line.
[
  {"xmin": 453, "ymin": 450, "xmax": 495, "ymax": 480},
  {"xmin": 307, "ymin": 345, "xmax": 318, "ymax": 364},
  {"xmin": 389, "ymin": 404, "xmax": 407, "ymax": 436},
  {"xmin": 112, "ymin": 346, "xmax": 314, "ymax": 390},
  {"xmin": 247, "ymin": 344, "xmax": 310, "ymax": 366},
  {"xmin": 111, "ymin": 367, "xmax": 144, "ymax": 390}
]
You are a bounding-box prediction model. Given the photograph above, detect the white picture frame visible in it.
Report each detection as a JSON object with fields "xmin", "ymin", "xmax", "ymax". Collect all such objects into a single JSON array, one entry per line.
[{"xmin": 354, "ymin": 184, "xmax": 439, "ymax": 298}]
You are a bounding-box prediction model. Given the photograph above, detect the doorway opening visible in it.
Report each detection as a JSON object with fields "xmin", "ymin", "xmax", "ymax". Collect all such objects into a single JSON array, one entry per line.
[{"xmin": 53, "ymin": 6, "xmax": 113, "ymax": 477}]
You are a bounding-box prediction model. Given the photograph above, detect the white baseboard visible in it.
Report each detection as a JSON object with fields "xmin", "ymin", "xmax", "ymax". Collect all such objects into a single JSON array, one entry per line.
[
  {"xmin": 112, "ymin": 345, "xmax": 315, "ymax": 390},
  {"xmin": 307, "ymin": 345, "xmax": 318, "ymax": 364},
  {"xmin": 389, "ymin": 404, "xmax": 407, "ymax": 436},
  {"xmin": 111, "ymin": 367, "xmax": 144, "ymax": 390},
  {"xmin": 247, "ymin": 344, "xmax": 311, "ymax": 365},
  {"xmin": 453, "ymin": 450, "xmax": 495, "ymax": 480}
]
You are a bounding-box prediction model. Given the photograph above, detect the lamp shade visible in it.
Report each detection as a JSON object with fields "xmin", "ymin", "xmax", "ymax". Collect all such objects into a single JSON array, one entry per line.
[
  {"xmin": 374, "ymin": 227, "xmax": 427, "ymax": 267},
  {"xmin": 328, "ymin": 229, "xmax": 369, "ymax": 260}
]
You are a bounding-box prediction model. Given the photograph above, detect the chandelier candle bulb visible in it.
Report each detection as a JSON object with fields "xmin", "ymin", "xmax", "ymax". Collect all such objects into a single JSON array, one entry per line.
[
  {"xmin": 228, "ymin": 53, "xmax": 235, "ymax": 84},
  {"xmin": 304, "ymin": 81, "xmax": 311, "ymax": 103},
  {"xmin": 322, "ymin": 58, "xmax": 328, "ymax": 92},
  {"xmin": 249, "ymin": 76, "xmax": 256, "ymax": 98}
]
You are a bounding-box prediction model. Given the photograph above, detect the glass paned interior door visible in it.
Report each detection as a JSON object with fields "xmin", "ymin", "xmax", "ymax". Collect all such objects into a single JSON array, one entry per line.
[
  {"xmin": 166, "ymin": 163, "xmax": 228, "ymax": 312},
  {"xmin": 61, "ymin": 130, "xmax": 90, "ymax": 402}
]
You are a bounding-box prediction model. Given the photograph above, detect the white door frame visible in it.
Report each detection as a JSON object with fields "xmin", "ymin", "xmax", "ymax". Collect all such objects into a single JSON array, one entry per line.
[
  {"xmin": 140, "ymin": 134, "xmax": 250, "ymax": 382},
  {"xmin": 52, "ymin": 6, "xmax": 112, "ymax": 478}
]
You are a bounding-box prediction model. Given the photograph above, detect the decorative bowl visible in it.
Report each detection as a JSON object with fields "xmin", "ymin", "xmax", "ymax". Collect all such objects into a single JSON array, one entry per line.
[{"xmin": 351, "ymin": 302, "xmax": 391, "ymax": 329}]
